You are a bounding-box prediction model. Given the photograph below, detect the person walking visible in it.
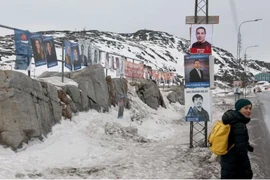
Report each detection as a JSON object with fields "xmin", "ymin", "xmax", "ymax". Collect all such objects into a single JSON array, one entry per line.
[{"xmin": 220, "ymin": 99, "xmax": 254, "ymax": 179}]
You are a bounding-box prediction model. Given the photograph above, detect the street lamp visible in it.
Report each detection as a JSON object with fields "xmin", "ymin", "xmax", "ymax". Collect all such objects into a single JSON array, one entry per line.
[
  {"xmin": 237, "ymin": 19, "xmax": 262, "ymax": 64},
  {"xmin": 243, "ymin": 45, "xmax": 259, "ymax": 98},
  {"xmin": 234, "ymin": 18, "xmax": 262, "ymax": 101}
]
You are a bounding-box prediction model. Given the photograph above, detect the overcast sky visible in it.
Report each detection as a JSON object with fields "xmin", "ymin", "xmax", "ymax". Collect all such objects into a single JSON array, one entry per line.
[{"xmin": 0, "ymin": 0, "xmax": 269, "ymax": 62}]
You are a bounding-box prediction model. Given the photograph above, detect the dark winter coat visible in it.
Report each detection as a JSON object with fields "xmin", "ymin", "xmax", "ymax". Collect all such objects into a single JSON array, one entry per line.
[{"xmin": 220, "ymin": 109, "xmax": 253, "ymax": 179}]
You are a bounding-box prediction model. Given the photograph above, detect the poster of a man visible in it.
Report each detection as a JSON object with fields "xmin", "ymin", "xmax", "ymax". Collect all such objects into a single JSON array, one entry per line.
[
  {"xmin": 189, "ymin": 59, "xmax": 204, "ymax": 82},
  {"xmin": 184, "ymin": 54, "xmax": 211, "ymax": 88},
  {"xmin": 93, "ymin": 49, "xmax": 99, "ymax": 64},
  {"xmin": 110, "ymin": 55, "xmax": 115, "ymax": 72},
  {"xmin": 105, "ymin": 52, "xmax": 110, "ymax": 69},
  {"xmin": 120, "ymin": 57, "xmax": 125, "ymax": 77},
  {"xmin": 30, "ymin": 34, "xmax": 46, "ymax": 67},
  {"xmin": 115, "ymin": 57, "xmax": 120, "ymax": 77},
  {"xmin": 80, "ymin": 44, "xmax": 88, "ymax": 66},
  {"xmin": 185, "ymin": 89, "xmax": 212, "ymax": 122},
  {"xmin": 65, "ymin": 41, "xmax": 72, "ymax": 70},
  {"xmin": 87, "ymin": 42, "xmax": 92, "ymax": 66},
  {"xmin": 190, "ymin": 24, "xmax": 213, "ymax": 54},
  {"xmin": 43, "ymin": 37, "xmax": 58, "ymax": 68}
]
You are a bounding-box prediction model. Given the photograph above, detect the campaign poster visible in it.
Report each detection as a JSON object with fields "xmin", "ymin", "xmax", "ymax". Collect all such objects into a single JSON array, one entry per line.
[
  {"xmin": 92, "ymin": 47, "xmax": 100, "ymax": 65},
  {"xmin": 64, "ymin": 41, "xmax": 72, "ymax": 70},
  {"xmin": 110, "ymin": 55, "xmax": 115, "ymax": 72},
  {"xmin": 30, "ymin": 34, "xmax": 46, "ymax": 67},
  {"xmin": 185, "ymin": 88, "xmax": 212, "ymax": 122},
  {"xmin": 184, "ymin": 54, "xmax": 210, "ymax": 88},
  {"xmin": 42, "ymin": 36, "xmax": 58, "ymax": 68},
  {"xmin": 99, "ymin": 51, "xmax": 106, "ymax": 68},
  {"xmin": 86, "ymin": 40, "xmax": 93, "ymax": 66},
  {"xmin": 14, "ymin": 29, "xmax": 32, "ymax": 70},
  {"xmin": 233, "ymin": 80, "xmax": 243, "ymax": 95},
  {"xmin": 190, "ymin": 24, "xmax": 213, "ymax": 54},
  {"xmin": 118, "ymin": 94, "xmax": 126, "ymax": 119},
  {"xmin": 78, "ymin": 40, "xmax": 88, "ymax": 66},
  {"xmin": 105, "ymin": 52, "xmax": 110, "ymax": 69},
  {"xmin": 120, "ymin": 57, "xmax": 125, "ymax": 77},
  {"xmin": 115, "ymin": 56, "xmax": 120, "ymax": 77},
  {"xmin": 71, "ymin": 43, "xmax": 81, "ymax": 71}
]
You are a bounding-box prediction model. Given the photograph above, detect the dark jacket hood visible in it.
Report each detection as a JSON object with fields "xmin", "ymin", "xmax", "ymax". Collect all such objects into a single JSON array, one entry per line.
[{"xmin": 222, "ymin": 109, "xmax": 251, "ymax": 125}]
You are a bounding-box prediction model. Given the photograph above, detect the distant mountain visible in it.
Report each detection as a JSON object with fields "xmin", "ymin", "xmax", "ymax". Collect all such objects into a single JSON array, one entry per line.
[{"xmin": 0, "ymin": 29, "xmax": 270, "ymax": 87}]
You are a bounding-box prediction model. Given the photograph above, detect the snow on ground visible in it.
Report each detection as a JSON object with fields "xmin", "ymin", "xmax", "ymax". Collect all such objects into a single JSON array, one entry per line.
[{"xmin": 0, "ymin": 77, "xmax": 266, "ymax": 178}]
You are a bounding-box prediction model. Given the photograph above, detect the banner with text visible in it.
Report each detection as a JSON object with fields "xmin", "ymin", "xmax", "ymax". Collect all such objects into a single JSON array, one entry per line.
[{"xmin": 14, "ymin": 29, "xmax": 32, "ymax": 70}]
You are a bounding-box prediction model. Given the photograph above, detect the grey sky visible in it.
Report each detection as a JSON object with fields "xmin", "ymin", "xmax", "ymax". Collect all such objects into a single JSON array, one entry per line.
[{"xmin": 0, "ymin": 0, "xmax": 269, "ymax": 62}]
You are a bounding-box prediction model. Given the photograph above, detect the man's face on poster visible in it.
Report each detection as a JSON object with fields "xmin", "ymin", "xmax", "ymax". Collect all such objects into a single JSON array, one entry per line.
[
  {"xmin": 194, "ymin": 60, "xmax": 200, "ymax": 69},
  {"xmin": 196, "ymin": 28, "xmax": 206, "ymax": 43},
  {"xmin": 193, "ymin": 97, "xmax": 203, "ymax": 108}
]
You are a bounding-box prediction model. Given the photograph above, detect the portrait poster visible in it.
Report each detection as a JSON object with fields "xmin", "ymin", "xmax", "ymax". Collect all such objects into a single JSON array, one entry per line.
[
  {"xmin": 86, "ymin": 40, "xmax": 92, "ymax": 66},
  {"xmin": 105, "ymin": 52, "xmax": 110, "ymax": 69},
  {"xmin": 71, "ymin": 43, "xmax": 81, "ymax": 71},
  {"xmin": 185, "ymin": 88, "xmax": 212, "ymax": 122},
  {"xmin": 30, "ymin": 34, "xmax": 46, "ymax": 67},
  {"xmin": 42, "ymin": 36, "xmax": 58, "ymax": 68},
  {"xmin": 110, "ymin": 55, "xmax": 115, "ymax": 72},
  {"xmin": 115, "ymin": 56, "xmax": 121, "ymax": 77},
  {"xmin": 184, "ymin": 54, "xmax": 210, "ymax": 88},
  {"xmin": 233, "ymin": 80, "xmax": 243, "ymax": 95},
  {"xmin": 78, "ymin": 39, "xmax": 88, "ymax": 66},
  {"xmin": 64, "ymin": 41, "xmax": 72, "ymax": 70},
  {"xmin": 190, "ymin": 24, "xmax": 213, "ymax": 54},
  {"xmin": 92, "ymin": 46, "xmax": 100, "ymax": 65},
  {"xmin": 99, "ymin": 51, "xmax": 106, "ymax": 68},
  {"xmin": 120, "ymin": 57, "xmax": 125, "ymax": 77},
  {"xmin": 14, "ymin": 29, "xmax": 32, "ymax": 70}
]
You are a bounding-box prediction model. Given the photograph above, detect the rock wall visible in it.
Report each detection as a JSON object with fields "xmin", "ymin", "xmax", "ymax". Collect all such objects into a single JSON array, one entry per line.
[{"xmin": 0, "ymin": 70, "xmax": 62, "ymax": 149}]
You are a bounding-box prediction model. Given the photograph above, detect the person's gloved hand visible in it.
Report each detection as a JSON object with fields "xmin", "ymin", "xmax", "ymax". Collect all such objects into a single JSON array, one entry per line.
[{"xmin": 248, "ymin": 144, "xmax": 254, "ymax": 152}]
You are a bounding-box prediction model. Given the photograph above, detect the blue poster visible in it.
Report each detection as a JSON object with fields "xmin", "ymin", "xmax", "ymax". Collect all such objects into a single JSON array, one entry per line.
[
  {"xmin": 184, "ymin": 54, "xmax": 210, "ymax": 88},
  {"xmin": 71, "ymin": 43, "xmax": 81, "ymax": 71},
  {"xmin": 42, "ymin": 36, "xmax": 58, "ymax": 68},
  {"xmin": 65, "ymin": 41, "xmax": 72, "ymax": 70},
  {"xmin": 14, "ymin": 29, "xmax": 32, "ymax": 70},
  {"xmin": 30, "ymin": 34, "xmax": 46, "ymax": 67}
]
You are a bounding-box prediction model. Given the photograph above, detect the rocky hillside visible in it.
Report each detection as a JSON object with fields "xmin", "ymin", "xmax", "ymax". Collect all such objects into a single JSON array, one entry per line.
[{"xmin": 0, "ymin": 29, "xmax": 270, "ymax": 87}]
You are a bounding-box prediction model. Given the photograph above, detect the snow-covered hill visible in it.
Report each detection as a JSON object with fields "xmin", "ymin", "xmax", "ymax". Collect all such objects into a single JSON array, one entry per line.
[{"xmin": 1, "ymin": 29, "xmax": 270, "ymax": 87}]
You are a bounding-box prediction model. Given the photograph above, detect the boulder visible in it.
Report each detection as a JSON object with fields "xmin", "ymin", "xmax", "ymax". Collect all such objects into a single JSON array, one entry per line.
[
  {"xmin": 0, "ymin": 70, "xmax": 62, "ymax": 149},
  {"xmin": 167, "ymin": 86, "xmax": 185, "ymax": 105},
  {"xmin": 106, "ymin": 76, "xmax": 129, "ymax": 108},
  {"xmin": 132, "ymin": 79, "xmax": 166, "ymax": 110},
  {"xmin": 70, "ymin": 65, "xmax": 110, "ymax": 112}
]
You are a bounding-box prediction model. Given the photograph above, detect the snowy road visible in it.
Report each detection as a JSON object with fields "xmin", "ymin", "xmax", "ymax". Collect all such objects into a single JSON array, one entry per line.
[
  {"xmin": 248, "ymin": 91, "xmax": 270, "ymax": 178},
  {"xmin": 0, "ymin": 90, "xmax": 269, "ymax": 179}
]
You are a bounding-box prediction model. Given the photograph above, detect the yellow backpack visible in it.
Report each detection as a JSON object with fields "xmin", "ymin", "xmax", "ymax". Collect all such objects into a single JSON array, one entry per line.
[{"xmin": 208, "ymin": 120, "xmax": 234, "ymax": 155}]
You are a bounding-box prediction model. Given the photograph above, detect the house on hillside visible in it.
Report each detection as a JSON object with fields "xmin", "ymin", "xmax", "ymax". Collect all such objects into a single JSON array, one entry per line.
[{"xmin": 254, "ymin": 72, "xmax": 270, "ymax": 82}]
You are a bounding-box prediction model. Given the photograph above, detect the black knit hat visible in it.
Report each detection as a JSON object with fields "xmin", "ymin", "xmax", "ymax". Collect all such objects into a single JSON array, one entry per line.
[{"xmin": 235, "ymin": 99, "xmax": 252, "ymax": 111}]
